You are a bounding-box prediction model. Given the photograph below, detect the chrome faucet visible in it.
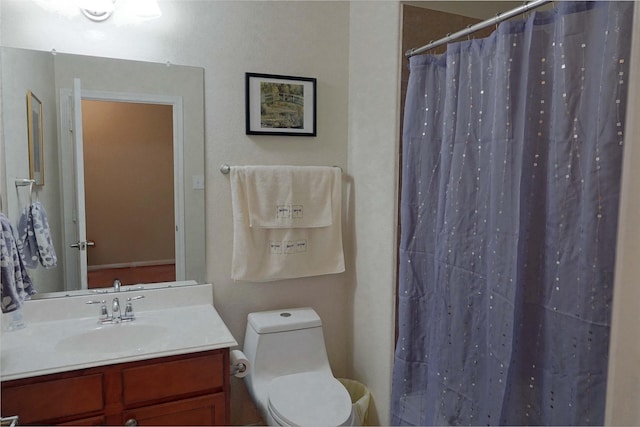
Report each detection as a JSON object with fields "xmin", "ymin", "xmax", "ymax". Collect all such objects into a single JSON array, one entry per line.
[
  {"xmin": 113, "ymin": 279, "xmax": 122, "ymax": 292},
  {"xmin": 86, "ymin": 295, "xmax": 144, "ymax": 324}
]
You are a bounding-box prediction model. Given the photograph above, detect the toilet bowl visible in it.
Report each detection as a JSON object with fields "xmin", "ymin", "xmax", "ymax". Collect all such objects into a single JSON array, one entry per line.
[{"xmin": 242, "ymin": 307, "xmax": 352, "ymax": 426}]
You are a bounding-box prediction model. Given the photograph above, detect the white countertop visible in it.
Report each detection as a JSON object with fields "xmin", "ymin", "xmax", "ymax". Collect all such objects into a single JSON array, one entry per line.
[{"xmin": 1, "ymin": 283, "xmax": 237, "ymax": 381}]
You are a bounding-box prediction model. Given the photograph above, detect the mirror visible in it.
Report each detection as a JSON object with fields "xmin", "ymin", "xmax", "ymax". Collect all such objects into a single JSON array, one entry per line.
[{"xmin": 0, "ymin": 47, "xmax": 205, "ymax": 298}]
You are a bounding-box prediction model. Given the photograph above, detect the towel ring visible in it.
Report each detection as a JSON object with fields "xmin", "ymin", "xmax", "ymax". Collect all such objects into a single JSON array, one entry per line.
[
  {"xmin": 14, "ymin": 178, "xmax": 34, "ymax": 187},
  {"xmin": 15, "ymin": 178, "xmax": 36, "ymax": 205}
]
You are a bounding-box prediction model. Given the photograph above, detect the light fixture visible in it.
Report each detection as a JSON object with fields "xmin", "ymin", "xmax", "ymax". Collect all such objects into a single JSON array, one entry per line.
[
  {"xmin": 76, "ymin": 0, "xmax": 115, "ymax": 21},
  {"xmin": 77, "ymin": 0, "xmax": 162, "ymax": 22}
]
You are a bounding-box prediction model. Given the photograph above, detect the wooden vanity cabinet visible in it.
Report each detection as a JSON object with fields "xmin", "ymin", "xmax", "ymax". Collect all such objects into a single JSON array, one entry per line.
[{"xmin": 1, "ymin": 349, "xmax": 230, "ymax": 426}]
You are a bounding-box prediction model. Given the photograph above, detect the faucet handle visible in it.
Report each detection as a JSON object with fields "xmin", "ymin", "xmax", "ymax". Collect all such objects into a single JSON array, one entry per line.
[
  {"xmin": 123, "ymin": 295, "xmax": 145, "ymax": 320},
  {"xmin": 86, "ymin": 300, "xmax": 109, "ymax": 322},
  {"xmin": 124, "ymin": 302, "xmax": 134, "ymax": 319}
]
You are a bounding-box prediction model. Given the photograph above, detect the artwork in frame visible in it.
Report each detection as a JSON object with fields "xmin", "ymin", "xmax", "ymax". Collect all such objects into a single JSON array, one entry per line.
[
  {"xmin": 245, "ymin": 73, "xmax": 317, "ymax": 136},
  {"xmin": 27, "ymin": 90, "xmax": 44, "ymax": 185}
]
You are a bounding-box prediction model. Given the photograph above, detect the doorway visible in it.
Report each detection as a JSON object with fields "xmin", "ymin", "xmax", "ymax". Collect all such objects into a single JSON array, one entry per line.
[
  {"xmin": 59, "ymin": 87, "xmax": 186, "ymax": 291},
  {"xmin": 82, "ymin": 100, "xmax": 175, "ymax": 288}
]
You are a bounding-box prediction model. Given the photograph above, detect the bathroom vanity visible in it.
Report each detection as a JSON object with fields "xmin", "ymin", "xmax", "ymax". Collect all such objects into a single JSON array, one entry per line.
[
  {"xmin": 2, "ymin": 349, "xmax": 228, "ymax": 425},
  {"xmin": 0, "ymin": 283, "xmax": 237, "ymax": 426}
]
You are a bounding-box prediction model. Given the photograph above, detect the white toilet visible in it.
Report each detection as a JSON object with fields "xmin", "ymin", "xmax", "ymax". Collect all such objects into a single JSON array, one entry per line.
[{"xmin": 242, "ymin": 307, "xmax": 353, "ymax": 426}]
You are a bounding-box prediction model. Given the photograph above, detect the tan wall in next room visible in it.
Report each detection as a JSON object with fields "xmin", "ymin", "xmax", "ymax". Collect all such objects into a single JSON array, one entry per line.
[{"xmin": 82, "ymin": 100, "xmax": 175, "ymax": 268}]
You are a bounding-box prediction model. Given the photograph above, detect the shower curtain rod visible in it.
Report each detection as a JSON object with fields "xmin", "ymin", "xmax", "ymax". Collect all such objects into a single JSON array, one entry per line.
[{"xmin": 405, "ymin": 0, "xmax": 551, "ymax": 58}]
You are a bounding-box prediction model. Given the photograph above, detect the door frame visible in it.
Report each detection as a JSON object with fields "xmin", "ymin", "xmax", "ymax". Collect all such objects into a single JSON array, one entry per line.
[{"xmin": 59, "ymin": 88, "xmax": 185, "ymax": 291}]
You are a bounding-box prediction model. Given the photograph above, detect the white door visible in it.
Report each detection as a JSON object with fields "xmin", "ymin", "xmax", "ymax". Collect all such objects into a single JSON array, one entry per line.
[{"xmin": 69, "ymin": 78, "xmax": 92, "ymax": 289}]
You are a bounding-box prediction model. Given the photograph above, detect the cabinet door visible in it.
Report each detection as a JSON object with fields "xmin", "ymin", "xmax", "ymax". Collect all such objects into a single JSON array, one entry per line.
[
  {"xmin": 1, "ymin": 374, "xmax": 104, "ymax": 425},
  {"xmin": 122, "ymin": 394, "xmax": 226, "ymax": 426},
  {"xmin": 122, "ymin": 353, "xmax": 224, "ymax": 405}
]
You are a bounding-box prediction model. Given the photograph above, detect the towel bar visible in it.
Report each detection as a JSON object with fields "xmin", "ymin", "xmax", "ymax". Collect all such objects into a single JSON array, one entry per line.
[{"xmin": 220, "ymin": 164, "xmax": 342, "ymax": 175}]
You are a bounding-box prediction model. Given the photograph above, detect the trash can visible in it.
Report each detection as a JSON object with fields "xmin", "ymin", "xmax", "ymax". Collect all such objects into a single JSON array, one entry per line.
[{"xmin": 338, "ymin": 378, "xmax": 371, "ymax": 426}]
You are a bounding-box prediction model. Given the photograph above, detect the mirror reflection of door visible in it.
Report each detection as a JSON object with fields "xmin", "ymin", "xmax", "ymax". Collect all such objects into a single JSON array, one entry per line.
[{"xmin": 82, "ymin": 100, "xmax": 176, "ymax": 288}]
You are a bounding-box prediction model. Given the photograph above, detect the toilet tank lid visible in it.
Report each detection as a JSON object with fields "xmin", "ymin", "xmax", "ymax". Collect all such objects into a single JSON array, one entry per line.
[{"xmin": 248, "ymin": 307, "xmax": 322, "ymax": 334}]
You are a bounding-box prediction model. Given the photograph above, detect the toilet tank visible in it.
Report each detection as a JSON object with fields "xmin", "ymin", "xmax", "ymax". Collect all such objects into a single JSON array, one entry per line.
[{"xmin": 243, "ymin": 307, "xmax": 333, "ymax": 380}]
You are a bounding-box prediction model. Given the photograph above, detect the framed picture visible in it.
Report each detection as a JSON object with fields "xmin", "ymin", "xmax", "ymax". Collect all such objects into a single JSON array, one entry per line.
[
  {"xmin": 246, "ymin": 73, "xmax": 317, "ymax": 136},
  {"xmin": 27, "ymin": 90, "xmax": 44, "ymax": 185}
]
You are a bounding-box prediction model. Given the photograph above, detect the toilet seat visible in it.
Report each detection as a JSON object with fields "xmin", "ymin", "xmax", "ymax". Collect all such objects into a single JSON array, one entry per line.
[{"xmin": 267, "ymin": 372, "xmax": 352, "ymax": 426}]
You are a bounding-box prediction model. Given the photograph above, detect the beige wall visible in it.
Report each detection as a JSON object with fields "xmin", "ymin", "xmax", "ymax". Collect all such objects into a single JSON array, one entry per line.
[
  {"xmin": 82, "ymin": 100, "xmax": 174, "ymax": 267},
  {"xmin": 605, "ymin": 7, "xmax": 640, "ymax": 427},
  {"xmin": 0, "ymin": 47, "xmax": 64, "ymax": 294}
]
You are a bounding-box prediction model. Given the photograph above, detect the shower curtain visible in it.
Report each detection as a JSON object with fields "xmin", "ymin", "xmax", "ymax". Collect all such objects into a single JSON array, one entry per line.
[{"xmin": 392, "ymin": 2, "xmax": 633, "ymax": 425}]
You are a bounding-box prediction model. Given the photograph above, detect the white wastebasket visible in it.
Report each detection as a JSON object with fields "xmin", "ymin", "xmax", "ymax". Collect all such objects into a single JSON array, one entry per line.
[{"xmin": 338, "ymin": 378, "xmax": 371, "ymax": 426}]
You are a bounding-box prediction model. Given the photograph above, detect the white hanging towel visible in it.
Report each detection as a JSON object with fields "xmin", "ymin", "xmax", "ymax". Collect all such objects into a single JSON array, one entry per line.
[{"xmin": 230, "ymin": 165, "xmax": 345, "ymax": 282}]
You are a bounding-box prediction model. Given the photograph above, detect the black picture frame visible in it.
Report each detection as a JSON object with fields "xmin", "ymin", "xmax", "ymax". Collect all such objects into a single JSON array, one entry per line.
[{"xmin": 245, "ymin": 72, "xmax": 317, "ymax": 136}]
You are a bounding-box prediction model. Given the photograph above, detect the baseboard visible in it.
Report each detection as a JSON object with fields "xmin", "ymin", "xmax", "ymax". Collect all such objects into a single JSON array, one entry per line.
[{"xmin": 87, "ymin": 259, "xmax": 175, "ymax": 271}]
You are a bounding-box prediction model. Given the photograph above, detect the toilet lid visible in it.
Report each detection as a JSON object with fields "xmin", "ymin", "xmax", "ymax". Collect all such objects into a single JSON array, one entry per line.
[{"xmin": 267, "ymin": 372, "xmax": 351, "ymax": 426}]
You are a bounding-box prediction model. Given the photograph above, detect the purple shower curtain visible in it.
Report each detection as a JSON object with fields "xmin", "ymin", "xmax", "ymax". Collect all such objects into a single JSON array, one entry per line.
[{"xmin": 392, "ymin": 2, "xmax": 633, "ymax": 425}]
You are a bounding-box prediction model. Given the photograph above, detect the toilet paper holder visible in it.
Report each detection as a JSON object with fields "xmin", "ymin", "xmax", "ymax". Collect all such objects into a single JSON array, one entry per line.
[
  {"xmin": 230, "ymin": 362, "xmax": 247, "ymax": 377},
  {"xmin": 229, "ymin": 349, "xmax": 250, "ymax": 378}
]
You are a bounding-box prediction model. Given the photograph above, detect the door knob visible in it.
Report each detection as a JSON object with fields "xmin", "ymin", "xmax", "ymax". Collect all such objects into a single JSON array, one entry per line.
[{"xmin": 69, "ymin": 240, "xmax": 95, "ymax": 250}]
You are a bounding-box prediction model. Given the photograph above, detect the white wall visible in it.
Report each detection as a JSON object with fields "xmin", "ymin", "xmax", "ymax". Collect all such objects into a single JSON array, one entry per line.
[{"xmin": 348, "ymin": 2, "xmax": 401, "ymax": 424}]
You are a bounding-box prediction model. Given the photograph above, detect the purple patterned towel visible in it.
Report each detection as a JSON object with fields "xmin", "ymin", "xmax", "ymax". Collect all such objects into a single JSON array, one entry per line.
[
  {"xmin": 18, "ymin": 202, "xmax": 57, "ymax": 269},
  {"xmin": 1, "ymin": 213, "xmax": 35, "ymax": 313}
]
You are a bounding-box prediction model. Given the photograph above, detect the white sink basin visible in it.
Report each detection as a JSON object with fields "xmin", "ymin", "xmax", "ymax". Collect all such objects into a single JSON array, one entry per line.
[{"xmin": 55, "ymin": 323, "xmax": 167, "ymax": 354}]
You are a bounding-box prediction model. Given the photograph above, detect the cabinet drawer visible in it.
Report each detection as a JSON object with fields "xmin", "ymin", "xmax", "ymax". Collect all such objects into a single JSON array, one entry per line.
[
  {"xmin": 1, "ymin": 374, "xmax": 104, "ymax": 424},
  {"xmin": 122, "ymin": 393, "xmax": 225, "ymax": 426},
  {"xmin": 122, "ymin": 353, "xmax": 223, "ymax": 405}
]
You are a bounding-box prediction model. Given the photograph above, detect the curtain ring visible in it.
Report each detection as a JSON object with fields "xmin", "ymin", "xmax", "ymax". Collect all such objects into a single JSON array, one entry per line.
[{"xmin": 521, "ymin": 1, "xmax": 526, "ymax": 20}]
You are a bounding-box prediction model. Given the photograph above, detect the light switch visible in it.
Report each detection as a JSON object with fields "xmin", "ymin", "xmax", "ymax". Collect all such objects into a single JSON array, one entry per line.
[{"xmin": 192, "ymin": 175, "xmax": 205, "ymax": 190}]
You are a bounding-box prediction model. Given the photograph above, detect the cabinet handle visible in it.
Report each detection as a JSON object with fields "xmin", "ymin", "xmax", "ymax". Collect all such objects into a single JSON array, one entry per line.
[
  {"xmin": 124, "ymin": 419, "xmax": 138, "ymax": 426},
  {"xmin": 0, "ymin": 415, "xmax": 19, "ymax": 427}
]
